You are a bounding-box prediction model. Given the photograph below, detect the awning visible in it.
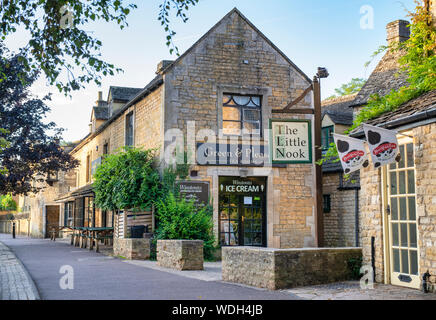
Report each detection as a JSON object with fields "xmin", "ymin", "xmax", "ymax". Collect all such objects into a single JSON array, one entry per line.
[{"xmin": 55, "ymin": 184, "xmax": 94, "ymax": 202}]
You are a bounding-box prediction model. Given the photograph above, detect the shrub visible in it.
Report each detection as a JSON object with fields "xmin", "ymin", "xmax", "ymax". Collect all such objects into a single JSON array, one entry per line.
[
  {"xmin": 0, "ymin": 194, "xmax": 17, "ymax": 211},
  {"xmin": 155, "ymin": 192, "xmax": 215, "ymax": 260}
]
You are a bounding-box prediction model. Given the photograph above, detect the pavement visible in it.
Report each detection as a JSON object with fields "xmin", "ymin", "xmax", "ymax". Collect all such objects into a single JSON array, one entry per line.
[
  {"xmin": 0, "ymin": 240, "xmax": 40, "ymax": 300},
  {"xmin": 1, "ymin": 233, "xmax": 436, "ymax": 301},
  {"xmin": 0, "ymin": 234, "xmax": 297, "ymax": 300}
]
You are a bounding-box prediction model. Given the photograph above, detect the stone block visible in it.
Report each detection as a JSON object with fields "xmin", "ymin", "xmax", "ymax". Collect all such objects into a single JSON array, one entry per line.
[
  {"xmin": 222, "ymin": 247, "xmax": 362, "ymax": 290},
  {"xmin": 113, "ymin": 238, "xmax": 151, "ymax": 260},
  {"xmin": 157, "ymin": 240, "xmax": 204, "ymax": 270}
]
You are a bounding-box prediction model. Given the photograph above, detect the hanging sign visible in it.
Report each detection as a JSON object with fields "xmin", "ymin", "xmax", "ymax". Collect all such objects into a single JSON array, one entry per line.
[
  {"xmin": 270, "ymin": 119, "xmax": 312, "ymax": 164},
  {"xmin": 196, "ymin": 143, "xmax": 268, "ymax": 166},
  {"xmin": 333, "ymin": 133, "xmax": 369, "ymax": 174},
  {"xmin": 363, "ymin": 124, "xmax": 401, "ymax": 168}
]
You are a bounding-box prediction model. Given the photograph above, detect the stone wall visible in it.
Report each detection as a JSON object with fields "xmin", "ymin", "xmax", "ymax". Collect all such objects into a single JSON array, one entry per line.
[
  {"xmin": 113, "ymin": 238, "xmax": 151, "ymax": 260},
  {"xmin": 222, "ymin": 247, "xmax": 362, "ymax": 290},
  {"xmin": 323, "ymin": 173, "xmax": 358, "ymax": 247},
  {"xmin": 157, "ymin": 240, "xmax": 203, "ymax": 270}
]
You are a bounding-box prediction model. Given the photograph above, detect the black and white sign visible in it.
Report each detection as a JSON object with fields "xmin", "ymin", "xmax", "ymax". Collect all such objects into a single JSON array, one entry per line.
[
  {"xmin": 363, "ymin": 124, "xmax": 401, "ymax": 168},
  {"xmin": 176, "ymin": 181, "xmax": 210, "ymax": 206},
  {"xmin": 333, "ymin": 133, "xmax": 369, "ymax": 174}
]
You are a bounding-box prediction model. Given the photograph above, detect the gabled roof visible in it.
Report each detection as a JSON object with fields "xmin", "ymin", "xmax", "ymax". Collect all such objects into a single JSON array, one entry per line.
[
  {"xmin": 322, "ymin": 94, "xmax": 356, "ymax": 126},
  {"xmin": 351, "ymin": 50, "xmax": 409, "ymax": 107},
  {"xmin": 108, "ymin": 86, "xmax": 143, "ymax": 103},
  {"xmin": 350, "ymin": 89, "xmax": 436, "ymax": 136},
  {"xmin": 92, "ymin": 106, "xmax": 109, "ymax": 121},
  {"xmin": 161, "ymin": 7, "xmax": 311, "ymax": 84}
]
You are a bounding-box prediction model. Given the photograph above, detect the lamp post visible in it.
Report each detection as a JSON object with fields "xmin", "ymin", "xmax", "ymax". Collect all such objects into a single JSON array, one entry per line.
[{"xmin": 314, "ymin": 67, "xmax": 329, "ymax": 248}]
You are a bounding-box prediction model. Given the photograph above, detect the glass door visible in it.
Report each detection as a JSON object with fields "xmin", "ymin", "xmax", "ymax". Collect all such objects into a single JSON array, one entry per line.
[
  {"xmin": 242, "ymin": 195, "xmax": 264, "ymax": 246},
  {"xmin": 387, "ymin": 142, "xmax": 420, "ymax": 289}
]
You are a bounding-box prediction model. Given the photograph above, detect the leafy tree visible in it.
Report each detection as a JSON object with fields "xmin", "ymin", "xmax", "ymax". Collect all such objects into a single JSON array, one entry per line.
[
  {"xmin": 0, "ymin": 44, "xmax": 79, "ymax": 195},
  {"xmin": 320, "ymin": 2, "xmax": 436, "ymax": 166},
  {"xmin": 0, "ymin": 194, "xmax": 17, "ymax": 211},
  {"xmin": 94, "ymin": 147, "xmax": 161, "ymax": 211},
  {"xmin": 0, "ymin": 0, "xmax": 199, "ymax": 94},
  {"xmin": 0, "ymin": 128, "xmax": 8, "ymax": 175},
  {"xmin": 326, "ymin": 78, "xmax": 366, "ymax": 99},
  {"xmin": 155, "ymin": 192, "xmax": 215, "ymax": 259}
]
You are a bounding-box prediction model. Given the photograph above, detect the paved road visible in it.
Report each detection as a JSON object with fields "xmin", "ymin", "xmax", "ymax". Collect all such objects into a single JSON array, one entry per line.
[{"xmin": 0, "ymin": 234, "xmax": 297, "ymax": 300}]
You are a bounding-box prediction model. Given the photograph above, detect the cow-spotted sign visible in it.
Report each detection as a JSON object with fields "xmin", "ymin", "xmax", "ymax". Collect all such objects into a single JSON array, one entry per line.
[
  {"xmin": 363, "ymin": 124, "xmax": 401, "ymax": 168},
  {"xmin": 333, "ymin": 133, "xmax": 369, "ymax": 174}
]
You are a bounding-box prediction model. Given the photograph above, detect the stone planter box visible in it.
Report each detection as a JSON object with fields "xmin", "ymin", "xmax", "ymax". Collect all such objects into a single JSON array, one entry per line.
[
  {"xmin": 113, "ymin": 238, "xmax": 151, "ymax": 260},
  {"xmin": 222, "ymin": 247, "xmax": 362, "ymax": 290},
  {"xmin": 157, "ymin": 240, "xmax": 203, "ymax": 270}
]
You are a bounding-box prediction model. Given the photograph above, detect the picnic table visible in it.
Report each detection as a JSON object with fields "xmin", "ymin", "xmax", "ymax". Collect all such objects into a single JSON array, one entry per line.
[
  {"xmin": 49, "ymin": 226, "xmax": 73, "ymax": 241},
  {"xmin": 70, "ymin": 226, "xmax": 113, "ymax": 252}
]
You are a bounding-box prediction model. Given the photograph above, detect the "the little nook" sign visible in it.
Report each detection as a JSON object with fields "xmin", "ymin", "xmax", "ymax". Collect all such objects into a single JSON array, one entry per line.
[{"xmin": 270, "ymin": 119, "xmax": 312, "ymax": 164}]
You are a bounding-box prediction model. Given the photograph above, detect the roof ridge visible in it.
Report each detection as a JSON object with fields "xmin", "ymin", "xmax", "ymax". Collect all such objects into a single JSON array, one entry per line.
[
  {"xmin": 322, "ymin": 93, "xmax": 358, "ymax": 106},
  {"xmin": 161, "ymin": 7, "xmax": 311, "ymax": 83}
]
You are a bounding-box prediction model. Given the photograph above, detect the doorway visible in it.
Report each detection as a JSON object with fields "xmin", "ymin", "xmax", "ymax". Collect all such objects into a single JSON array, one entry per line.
[
  {"xmin": 45, "ymin": 205, "xmax": 60, "ymax": 238},
  {"xmin": 386, "ymin": 140, "xmax": 420, "ymax": 289},
  {"xmin": 218, "ymin": 177, "xmax": 266, "ymax": 247}
]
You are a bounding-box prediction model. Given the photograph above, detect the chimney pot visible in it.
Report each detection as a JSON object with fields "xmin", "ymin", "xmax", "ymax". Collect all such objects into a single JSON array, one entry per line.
[{"xmin": 386, "ymin": 20, "xmax": 410, "ymax": 45}]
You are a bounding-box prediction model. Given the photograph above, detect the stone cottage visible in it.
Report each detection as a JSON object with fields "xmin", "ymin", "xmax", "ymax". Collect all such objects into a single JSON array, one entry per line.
[
  {"xmin": 55, "ymin": 8, "xmax": 325, "ymax": 249},
  {"xmin": 349, "ymin": 14, "xmax": 436, "ymax": 291}
]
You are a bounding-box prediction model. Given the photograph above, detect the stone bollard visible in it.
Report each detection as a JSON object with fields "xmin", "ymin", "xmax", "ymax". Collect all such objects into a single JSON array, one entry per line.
[{"xmin": 157, "ymin": 240, "xmax": 204, "ymax": 271}]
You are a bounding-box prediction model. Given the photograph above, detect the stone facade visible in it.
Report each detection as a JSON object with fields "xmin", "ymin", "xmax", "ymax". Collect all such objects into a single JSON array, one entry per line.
[
  {"xmin": 113, "ymin": 238, "xmax": 151, "ymax": 260},
  {"xmin": 323, "ymin": 173, "xmax": 358, "ymax": 247},
  {"xmin": 222, "ymin": 246, "xmax": 362, "ymax": 290},
  {"xmin": 157, "ymin": 240, "xmax": 204, "ymax": 270}
]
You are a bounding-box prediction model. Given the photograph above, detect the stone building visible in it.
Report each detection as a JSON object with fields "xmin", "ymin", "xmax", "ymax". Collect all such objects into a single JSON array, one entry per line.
[
  {"xmin": 321, "ymin": 94, "xmax": 360, "ymax": 248},
  {"xmin": 348, "ymin": 14, "xmax": 436, "ymax": 291},
  {"xmin": 56, "ymin": 8, "xmax": 324, "ymax": 249}
]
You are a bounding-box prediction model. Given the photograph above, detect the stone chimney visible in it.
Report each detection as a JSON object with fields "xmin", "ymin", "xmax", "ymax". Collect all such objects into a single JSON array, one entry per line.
[
  {"xmin": 95, "ymin": 91, "xmax": 106, "ymax": 107},
  {"xmin": 156, "ymin": 60, "xmax": 174, "ymax": 74},
  {"xmin": 386, "ymin": 20, "xmax": 410, "ymax": 45}
]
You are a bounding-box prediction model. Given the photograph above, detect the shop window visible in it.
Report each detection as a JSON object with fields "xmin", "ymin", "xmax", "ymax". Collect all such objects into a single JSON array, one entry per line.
[
  {"xmin": 322, "ymin": 126, "xmax": 334, "ymax": 150},
  {"xmin": 125, "ymin": 112, "xmax": 134, "ymax": 147},
  {"xmin": 222, "ymin": 94, "xmax": 262, "ymax": 136},
  {"xmin": 323, "ymin": 194, "xmax": 331, "ymax": 213},
  {"xmin": 103, "ymin": 142, "xmax": 109, "ymax": 156}
]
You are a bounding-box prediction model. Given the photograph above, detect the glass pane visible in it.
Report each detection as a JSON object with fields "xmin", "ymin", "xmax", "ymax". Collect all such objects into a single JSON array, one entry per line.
[
  {"xmin": 408, "ymin": 197, "xmax": 416, "ymax": 221},
  {"xmin": 243, "ymin": 122, "xmax": 260, "ymax": 132},
  {"xmin": 223, "ymin": 107, "xmax": 240, "ymax": 121},
  {"xmin": 253, "ymin": 233, "xmax": 262, "ymax": 245},
  {"xmin": 406, "ymin": 144, "xmax": 414, "ymax": 167},
  {"xmin": 390, "ymin": 162, "xmax": 397, "ymax": 170},
  {"xmin": 409, "ymin": 223, "xmax": 417, "ymax": 248},
  {"xmin": 253, "ymin": 208, "xmax": 262, "ymax": 220},
  {"xmin": 390, "ymin": 173, "xmax": 397, "ymax": 195},
  {"xmin": 399, "ymin": 171, "xmax": 406, "ymax": 194},
  {"xmin": 234, "ymin": 96, "xmax": 251, "ymax": 106},
  {"xmin": 410, "ymin": 250, "xmax": 418, "ymax": 275},
  {"xmin": 400, "ymin": 223, "xmax": 408, "ymax": 247},
  {"xmin": 219, "ymin": 195, "xmax": 229, "ymax": 206},
  {"xmin": 398, "ymin": 145, "xmax": 405, "ymax": 168},
  {"xmin": 391, "ymin": 198, "xmax": 398, "ymax": 220},
  {"xmin": 250, "ymin": 96, "xmax": 261, "ymax": 107},
  {"xmin": 243, "ymin": 109, "xmax": 260, "ymax": 121},
  {"xmin": 230, "ymin": 207, "xmax": 238, "ymax": 220},
  {"xmin": 223, "ymin": 95, "xmax": 233, "ymax": 105},
  {"xmin": 392, "ymin": 223, "xmax": 399, "ymax": 246},
  {"xmin": 252, "ymin": 222, "xmax": 262, "ymax": 232},
  {"xmin": 229, "ymin": 194, "xmax": 238, "ymax": 206},
  {"xmin": 407, "ymin": 170, "xmax": 415, "ymax": 194},
  {"xmin": 220, "ymin": 207, "xmax": 229, "ymax": 220},
  {"xmin": 401, "ymin": 249, "xmax": 409, "ymax": 274},
  {"xmin": 220, "ymin": 233, "xmax": 228, "ymax": 246},
  {"xmin": 393, "ymin": 249, "xmax": 400, "ymax": 272},
  {"xmin": 223, "ymin": 121, "xmax": 241, "ymax": 135},
  {"xmin": 244, "ymin": 207, "xmax": 252, "ymax": 219},
  {"xmin": 399, "ymin": 197, "xmax": 407, "ymax": 220},
  {"xmin": 220, "ymin": 220, "xmax": 229, "ymax": 234},
  {"xmin": 229, "ymin": 221, "xmax": 238, "ymax": 245}
]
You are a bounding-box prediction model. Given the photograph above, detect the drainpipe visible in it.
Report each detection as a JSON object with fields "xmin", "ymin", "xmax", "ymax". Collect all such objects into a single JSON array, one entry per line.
[
  {"xmin": 371, "ymin": 236, "xmax": 376, "ymax": 282},
  {"xmin": 355, "ymin": 189, "xmax": 360, "ymax": 247}
]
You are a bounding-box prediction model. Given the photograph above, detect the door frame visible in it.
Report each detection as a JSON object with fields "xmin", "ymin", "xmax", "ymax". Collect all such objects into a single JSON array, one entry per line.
[{"xmin": 382, "ymin": 134, "xmax": 420, "ymax": 289}]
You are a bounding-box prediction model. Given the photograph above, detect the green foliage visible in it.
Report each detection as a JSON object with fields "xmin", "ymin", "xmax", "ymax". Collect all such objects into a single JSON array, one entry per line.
[
  {"xmin": 0, "ymin": 194, "xmax": 17, "ymax": 211},
  {"xmin": 347, "ymin": 256, "xmax": 363, "ymax": 280},
  {"xmin": 0, "ymin": 128, "xmax": 9, "ymax": 175},
  {"xmin": 320, "ymin": 2, "xmax": 436, "ymax": 166},
  {"xmin": 94, "ymin": 147, "xmax": 161, "ymax": 211},
  {"xmin": 155, "ymin": 192, "xmax": 215, "ymax": 260},
  {"xmin": 327, "ymin": 78, "xmax": 367, "ymax": 99},
  {"xmin": 158, "ymin": 0, "xmax": 200, "ymax": 56}
]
